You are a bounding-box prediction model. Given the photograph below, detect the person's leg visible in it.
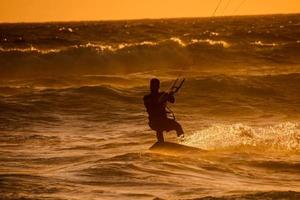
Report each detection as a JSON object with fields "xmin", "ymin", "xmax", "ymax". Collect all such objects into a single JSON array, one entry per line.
[
  {"xmin": 156, "ymin": 131, "xmax": 164, "ymax": 143},
  {"xmin": 165, "ymin": 118, "xmax": 184, "ymax": 137},
  {"xmin": 149, "ymin": 121, "xmax": 165, "ymax": 142}
]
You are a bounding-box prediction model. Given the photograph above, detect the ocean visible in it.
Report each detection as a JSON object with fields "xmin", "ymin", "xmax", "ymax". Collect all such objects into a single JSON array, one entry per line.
[{"xmin": 0, "ymin": 14, "xmax": 300, "ymax": 200}]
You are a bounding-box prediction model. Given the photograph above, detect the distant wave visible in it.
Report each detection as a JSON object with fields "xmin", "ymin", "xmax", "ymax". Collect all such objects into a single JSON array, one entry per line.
[
  {"xmin": 1, "ymin": 37, "xmax": 300, "ymax": 78},
  {"xmin": 0, "ymin": 46, "xmax": 61, "ymax": 54},
  {"xmin": 3, "ymin": 37, "xmax": 300, "ymax": 55},
  {"xmin": 0, "ymin": 37, "xmax": 231, "ymax": 54}
]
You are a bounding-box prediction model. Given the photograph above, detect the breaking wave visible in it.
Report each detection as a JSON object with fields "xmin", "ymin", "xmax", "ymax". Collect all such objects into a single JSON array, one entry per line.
[
  {"xmin": 0, "ymin": 37, "xmax": 231, "ymax": 54},
  {"xmin": 184, "ymin": 122, "xmax": 300, "ymax": 152},
  {"xmin": 1, "ymin": 37, "xmax": 299, "ymax": 54},
  {"xmin": 1, "ymin": 37, "xmax": 300, "ymax": 78}
]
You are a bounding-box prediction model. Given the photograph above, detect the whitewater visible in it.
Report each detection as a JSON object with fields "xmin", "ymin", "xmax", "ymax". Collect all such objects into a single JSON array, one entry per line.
[{"xmin": 1, "ymin": 14, "xmax": 300, "ymax": 200}]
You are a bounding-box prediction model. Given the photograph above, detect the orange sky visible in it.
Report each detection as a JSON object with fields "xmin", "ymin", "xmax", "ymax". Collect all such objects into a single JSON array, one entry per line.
[{"xmin": 1, "ymin": 0, "xmax": 300, "ymax": 22}]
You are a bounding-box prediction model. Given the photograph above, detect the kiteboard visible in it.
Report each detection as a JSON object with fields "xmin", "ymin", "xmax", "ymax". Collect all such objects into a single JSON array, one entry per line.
[{"xmin": 149, "ymin": 141, "xmax": 206, "ymax": 155}]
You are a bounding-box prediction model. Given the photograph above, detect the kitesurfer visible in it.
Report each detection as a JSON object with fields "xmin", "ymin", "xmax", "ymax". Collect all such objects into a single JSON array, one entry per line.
[{"xmin": 143, "ymin": 78, "xmax": 184, "ymax": 143}]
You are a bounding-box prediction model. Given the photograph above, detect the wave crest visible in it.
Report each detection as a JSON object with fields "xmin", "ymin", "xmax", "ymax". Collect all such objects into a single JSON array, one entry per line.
[
  {"xmin": 184, "ymin": 122, "xmax": 300, "ymax": 152},
  {"xmin": 0, "ymin": 37, "xmax": 230, "ymax": 54}
]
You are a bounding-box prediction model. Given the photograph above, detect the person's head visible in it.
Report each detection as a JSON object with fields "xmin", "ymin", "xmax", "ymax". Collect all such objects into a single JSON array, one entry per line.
[{"xmin": 150, "ymin": 78, "xmax": 160, "ymax": 93}]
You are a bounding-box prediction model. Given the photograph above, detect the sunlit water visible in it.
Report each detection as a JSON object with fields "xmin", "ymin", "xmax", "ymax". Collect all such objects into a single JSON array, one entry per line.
[{"xmin": 1, "ymin": 14, "xmax": 300, "ymax": 200}]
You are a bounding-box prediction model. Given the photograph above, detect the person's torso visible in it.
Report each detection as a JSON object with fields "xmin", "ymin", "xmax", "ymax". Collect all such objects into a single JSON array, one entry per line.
[{"xmin": 144, "ymin": 92, "xmax": 167, "ymax": 120}]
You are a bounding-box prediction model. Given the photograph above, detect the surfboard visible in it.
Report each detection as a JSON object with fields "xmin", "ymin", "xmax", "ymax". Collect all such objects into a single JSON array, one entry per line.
[{"xmin": 149, "ymin": 141, "xmax": 206, "ymax": 155}]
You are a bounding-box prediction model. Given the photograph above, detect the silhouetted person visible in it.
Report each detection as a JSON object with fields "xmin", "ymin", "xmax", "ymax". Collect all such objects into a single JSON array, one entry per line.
[{"xmin": 144, "ymin": 78, "xmax": 184, "ymax": 143}]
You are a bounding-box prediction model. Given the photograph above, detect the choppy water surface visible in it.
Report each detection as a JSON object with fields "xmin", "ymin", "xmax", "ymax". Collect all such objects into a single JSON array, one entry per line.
[{"xmin": 1, "ymin": 14, "xmax": 300, "ymax": 200}]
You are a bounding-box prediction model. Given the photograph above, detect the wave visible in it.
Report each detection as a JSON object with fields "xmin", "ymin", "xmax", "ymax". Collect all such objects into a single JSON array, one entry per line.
[
  {"xmin": 0, "ymin": 46, "xmax": 61, "ymax": 54},
  {"xmin": 1, "ymin": 37, "xmax": 300, "ymax": 78},
  {"xmin": 195, "ymin": 191, "xmax": 300, "ymax": 200},
  {"xmin": 0, "ymin": 37, "xmax": 232, "ymax": 54},
  {"xmin": 1, "ymin": 14, "xmax": 300, "ymax": 76},
  {"xmin": 2, "ymin": 72, "xmax": 300, "ymax": 95},
  {"xmin": 0, "ymin": 133, "xmax": 60, "ymax": 145},
  {"xmin": 1, "ymin": 72, "xmax": 300, "ymax": 107},
  {"xmin": 1, "ymin": 73, "xmax": 300, "ymax": 131},
  {"xmin": 0, "ymin": 84, "xmax": 142, "ymax": 131},
  {"xmin": 185, "ymin": 73, "xmax": 300, "ymax": 95},
  {"xmin": 183, "ymin": 122, "xmax": 300, "ymax": 152},
  {"xmin": 2, "ymin": 37, "xmax": 300, "ymax": 54}
]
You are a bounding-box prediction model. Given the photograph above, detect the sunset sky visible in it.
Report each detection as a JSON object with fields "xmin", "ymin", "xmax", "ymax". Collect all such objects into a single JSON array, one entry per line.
[{"xmin": 1, "ymin": 0, "xmax": 300, "ymax": 22}]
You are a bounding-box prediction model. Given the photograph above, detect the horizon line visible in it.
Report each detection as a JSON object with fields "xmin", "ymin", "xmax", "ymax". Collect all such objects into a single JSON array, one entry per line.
[{"xmin": 1, "ymin": 12, "xmax": 300, "ymax": 24}]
